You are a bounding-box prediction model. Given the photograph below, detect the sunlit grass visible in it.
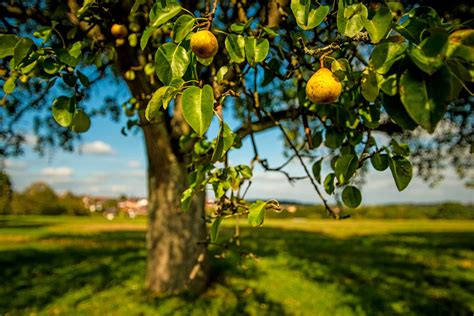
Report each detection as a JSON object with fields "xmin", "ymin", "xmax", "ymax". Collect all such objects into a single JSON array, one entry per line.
[{"xmin": 0, "ymin": 216, "xmax": 473, "ymax": 315}]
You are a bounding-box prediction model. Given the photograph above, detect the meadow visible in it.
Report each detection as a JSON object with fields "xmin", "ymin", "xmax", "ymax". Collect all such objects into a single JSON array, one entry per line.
[{"xmin": 0, "ymin": 215, "xmax": 473, "ymax": 315}]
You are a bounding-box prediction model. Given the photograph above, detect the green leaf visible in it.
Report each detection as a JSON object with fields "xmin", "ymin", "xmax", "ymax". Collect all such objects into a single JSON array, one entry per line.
[
  {"xmin": 379, "ymin": 73, "xmax": 397, "ymax": 96},
  {"xmin": 244, "ymin": 37, "xmax": 269, "ymax": 67},
  {"xmin": 388, "ymin": 155, "xmax": 412, "ymax": 191},
  {"xmin": 359, "ymin": 103, "xmax": 380, "ymax": 129},
  {"xmin": 399, "ymin": 67, "xmax": 450, "ymax": 133},
  {"xmin": 408, "ymin": 30, "xmax": 449, "ymax": 75},
  {"xmin": 68, "ymin": 42, "xmax": 82, "ymax": 59},
  {"xmin": 62, "ymin": 74, "xmax": 77, "ymax": 87},
  {"xmin": 210, "ymin": 217, "xmax": 222, "ymax": 242},
  {"xmin": 262, "ymin": 27, "xmax": 279, "ymax": 37},
  {"xmin": 382, "ymin": 94, "xmax": 418, "ymax": 130},
  {"xmin": 311, "ymin": 130, "xmax": 323, "ymax": 148},
  {"xmin": 248, "ymin": 200, "xmax": 267, "ymax": 227},
  {"xmin": 211, "ymin": 122, "xmax": 235, "ymax": 162},
  {"xmin": 335, "ymin": 154, "xmax": 358, "ymax": 184},
  {"xmin": 181, "ymin": 187, "xmax": 194, "ymax": 211},
  {"xmin": 14, "ymin": 37, "xmax": 34, "ymax": 67},
  {"xmin": 0, "ymin": 34, "xmax": 19, "ymax": 58},
  {"xmin": 290, "ymin": 0, "xmax": 330, "ymax": 30},
  {"xmin": 237, "ymin": 165, "xmax": 252, "ymax": 179},
  {"xmin": 361, "ymin": 68, "xmax": 379, "ymax": 102},
  {"xmin": 77, "ymin": 0, "xmax": 94, "ymax": 16},
  {"xmin": 325, "ymin": 127, "xmax": 344, "ymax": 149},
  {"xmin": 340, "ymin": 3, "xmax": 368, "ymax": 37},
  {"xmin": 331, "ymin": 58, "xmax": 351, "ymax": 81},
  {"xmin": 196, "ymin": 56, "xmax": 213, "ymax": 66},
  {"xmin": 146, "ymin": 86, "xmax": 174, "ymax": 121},
  {"xmin": 70, "ymin": 110, "xmax": 91, "ymax": 133},
  {"xmin": 154, "ymin": 43, "xmax": 190, "ymax": 85},
  {"xmin": 131, "ymin": 0, "xmax": 146, "ymax": 15},
  {"xmin": 230, "ymin": 23, "xmax": 245, "ymax": 34},
  {"xmin": 57, "ymin": 48, "xmax": 80, "ymax": 67},
  {"xmin": 52, "ymin": 97, "xmax": 75, "ymax": 127},
  {"xmin": 225, "ymin": 34, "xmax": 245, "ymax": 63},
  {"xmin": 337, "ymin": 0, "xmax": 347, "ymax": 37},
  {"xmin": 162, "ymin": 87, "xmax": 178, "ymax": 110},
  {"xmin": 216, "ymin": 66, "xmax": 229, "ymax": 83},
  {"xmin": 150, "ymin": 0, "xmax": 182, "ymax": 28},
  {"xmin": 370, "ymin": 42, "xmax": 407, "ymax": 74},
  {"xmin": 342, "ymin": 186, "xmax": 362, "ymax": 208},
  {"xmin": 182, "ymin": 85, "xmax": 214, "ymax": 136},
  {"xmin": 140, "ymin": 27, "xmax": 156, "ymax": 50},
  {"xmin": 371, "ymin": 152, "xmax": 389, "ymax": 171},
  {"xmin": 3, "ymin": 77, "xmax": 16, "ymax": 94},
  {"xmin": 324, "ymin": 173, "xmax": 336, "ymax": 194},
  {"xmin": 390, "ymin": 139, "xmax": 410, "ymax": 157},
  {"xmin": 312, "ymin": 159, "xmax": 322, "ymax": 183},
  {"xmin": 396, "ymin": 6, "xmax": 441, "ymax": 44},
  {"xmin": 447, "ymin": 29, "xmax": 474, "ymax": 63},
  {"xmin": 77, "ymin": 70, "xmax": 90, "ymax": 87},
  {"xmin": 173, "ymin": 15, "xmax": 195, "ymax": 43},
  {"xmin": 363, "ymin": 5, "xmax": 392, "ymax": 43}
]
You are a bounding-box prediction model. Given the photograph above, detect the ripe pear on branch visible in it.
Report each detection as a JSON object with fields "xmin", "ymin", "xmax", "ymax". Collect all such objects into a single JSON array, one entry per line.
[
  {"xmin": 111, "ymin": 24, "xmax": 128, "ymax": 38},
  {"xmin": 190, "ymin": 30, "xmax": 219, "ymax": 59},
  {"xmin": 306, "ymin": 53, "xmax": 342, "ymax": 104}
]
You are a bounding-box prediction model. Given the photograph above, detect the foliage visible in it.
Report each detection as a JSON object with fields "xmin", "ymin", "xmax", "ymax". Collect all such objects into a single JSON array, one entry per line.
[
  {"xmin": 0, "ymin": 1, "xmax": 473, "ymax": 260},
  {"xmin": 8, "ymin": 182, "xmax": 88, "ymax": 216},
  {"xmin": 0, "ymin": 216, "xmax": 473, "ymax": 315},
  {"xmin": 266, "ymin": 202, "xmax": 474, "ymax": 220},
  {"xmin": 0, "ymin": 171, "xmax": 13, "ymax": 214}
]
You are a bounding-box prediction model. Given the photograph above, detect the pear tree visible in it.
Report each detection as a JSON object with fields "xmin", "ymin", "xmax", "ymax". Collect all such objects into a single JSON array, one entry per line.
[{"xmin": 0, "ymin": 0, "xmax": 472, "ymax": 294}]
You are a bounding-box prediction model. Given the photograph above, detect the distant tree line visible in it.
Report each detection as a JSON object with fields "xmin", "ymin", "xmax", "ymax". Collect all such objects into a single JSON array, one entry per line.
[
  {"xmin": 0, "ymin": 171, "xmax": 88, "ymax": 215},
  {"xmin": 271, "ymin": 203, "xmax": 474, "ymax": 220}
]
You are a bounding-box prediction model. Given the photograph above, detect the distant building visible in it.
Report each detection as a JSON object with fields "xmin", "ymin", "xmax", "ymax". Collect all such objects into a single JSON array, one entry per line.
[
  {"xmin": 117, "ymin": 198, "xmax": 148, "ymax": 218},
  {"xmin": 82, "ymin": 196, "xmax": 109, "ymax": 212}
]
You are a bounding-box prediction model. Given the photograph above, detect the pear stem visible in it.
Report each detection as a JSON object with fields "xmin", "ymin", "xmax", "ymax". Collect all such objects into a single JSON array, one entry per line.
[{"xmin": 319, "ymin": 50, "xmax": 332, "ymax": 68}]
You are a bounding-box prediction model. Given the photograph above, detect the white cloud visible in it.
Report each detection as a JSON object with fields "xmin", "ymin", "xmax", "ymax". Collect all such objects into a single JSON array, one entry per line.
[
  {"xmin": 80, "ymin": 141, "xmax": 115, "ymax": 155},
  {"xmin": 110, "ymin": 184, "xmax": 131, "ymax": 193},
  {"xmin": 40, "ymin": 167, "xmax": 74, "ymax": 177},
  {"xmin": 3, "ymin": 159, "xmax": 27, "ymax": 170},
  {"xmin": 24, "ymin": 134, "xmax": 38, "ymax": 146},
  {"xmin": 127, "ymin": 160, "xmax": 141, "ymax": 168}
]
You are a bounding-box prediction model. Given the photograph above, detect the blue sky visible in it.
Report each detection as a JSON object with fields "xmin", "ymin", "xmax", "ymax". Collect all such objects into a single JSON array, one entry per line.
[{"xmin": 3, "ymin": 79, "xmax": 473, "ymax": 205}]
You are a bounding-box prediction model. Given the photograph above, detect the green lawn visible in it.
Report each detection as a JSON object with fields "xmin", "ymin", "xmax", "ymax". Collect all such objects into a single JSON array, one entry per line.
[{"xmin": 0, "ymin": 216, "xmax": 473, "ymax": 315}]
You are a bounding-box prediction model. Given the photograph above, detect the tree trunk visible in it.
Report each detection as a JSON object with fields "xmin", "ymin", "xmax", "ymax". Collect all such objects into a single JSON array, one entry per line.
[
  {"xmin": 114, "ymin": 7, "xmax": 208, "ymax": 293},
  {"xmin": 141, "ymin": 114, "xmax": 208, "ymax": 295}
]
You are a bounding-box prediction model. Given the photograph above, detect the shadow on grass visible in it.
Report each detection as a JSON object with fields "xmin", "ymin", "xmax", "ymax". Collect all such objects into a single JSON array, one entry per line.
[
  {"xmin": 238, "ymin": 227, "xmax": 474, "ymax": 315},
  {"xmin": 0, "ymin": 225, "xmax": 473, "ymax": 315},
  {"xmin": 0, "ymin": 218, "xmax": 52, "ymax": 229}
]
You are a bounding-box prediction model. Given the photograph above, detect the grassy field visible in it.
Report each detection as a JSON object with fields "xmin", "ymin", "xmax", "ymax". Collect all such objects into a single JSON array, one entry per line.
[{"xmin": 0, "ymin": 216, "xmax": 473, "ymax": 315}]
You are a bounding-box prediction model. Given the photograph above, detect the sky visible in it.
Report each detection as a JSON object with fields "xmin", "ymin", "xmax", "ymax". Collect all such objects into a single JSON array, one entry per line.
[{"xmin": 2, "ymin": 78, "xmax": 473, "ymax": 205}]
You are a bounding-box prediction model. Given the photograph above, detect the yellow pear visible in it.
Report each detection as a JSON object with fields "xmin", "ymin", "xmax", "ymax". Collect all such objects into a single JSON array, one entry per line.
[
  {"xmin": 111, "ymin": 24, "xmax": 128, "ymax": 38},
  {"xmin": 306, "ymin": 67, "xmax": 342, "ymax": 104},
  {"xmin": 190, "ymin": 30, "xmax": 218, "ymax": 59}
]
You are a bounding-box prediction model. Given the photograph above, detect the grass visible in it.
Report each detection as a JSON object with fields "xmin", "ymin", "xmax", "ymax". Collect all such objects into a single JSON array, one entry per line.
[{"xmin": 0, "ymin": 216, "xmax": 473, "ymax": 315}]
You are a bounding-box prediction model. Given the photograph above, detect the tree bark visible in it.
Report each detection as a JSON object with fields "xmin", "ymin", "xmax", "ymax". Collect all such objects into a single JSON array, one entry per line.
[
  {"xmin": 112, "ymin": 0, "xmax": 209, "ymax": 295},
  {"xmin": 142, "ymin": 120, "xmax": 208, "ymax": 294}
]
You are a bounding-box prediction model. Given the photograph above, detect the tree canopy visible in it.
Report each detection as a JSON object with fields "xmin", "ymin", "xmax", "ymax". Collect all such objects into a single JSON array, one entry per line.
[{"xmin": 0, "ymin": 0, "xmax": 473, "ymax": 292}]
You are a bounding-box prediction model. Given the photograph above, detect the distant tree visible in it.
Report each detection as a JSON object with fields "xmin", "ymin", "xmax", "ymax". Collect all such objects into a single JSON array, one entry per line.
[
  {"xmin": 0, "ymin": 0, "xmax": 472, "ymax": 295},
  {"xmin": 60, "ymin": 191, "xmax": 89, "ymax": 215},
  {"xmin": 20, "ymin": 182, "xmax": 65, "ymax": 215},
  {"xmin": 0, "ymin": 171, "xmax": 13, "ymax": 214}
]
